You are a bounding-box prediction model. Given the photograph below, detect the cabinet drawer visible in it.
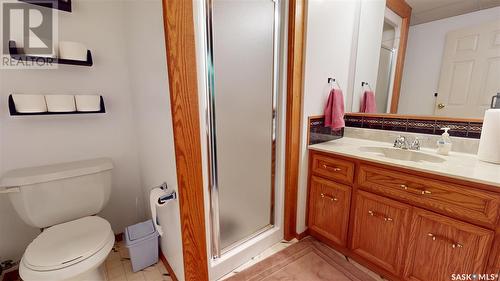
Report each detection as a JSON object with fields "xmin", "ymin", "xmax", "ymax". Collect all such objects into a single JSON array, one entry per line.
[
  {"xmin": 351, "ymin": 191, "xmax": 411, "ymax": 276},
  {"xmin": 404, "ymin": 208, "xmax": 494, "ymax": 281},
  {"xmin": 308, "ymin": 176, "xmax": 351, "ymax": 246},
  {"xmin": 311, "ymin": 153, "xmax": 355, "ymax": 184},
  {"xmin": 357, "ymin": 165, "xmax": 500, "ymax": 228}
]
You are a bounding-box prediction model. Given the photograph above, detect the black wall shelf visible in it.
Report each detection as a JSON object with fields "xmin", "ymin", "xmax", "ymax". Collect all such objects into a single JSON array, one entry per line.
[
  {"xmin": 19, "ymin": 0, "xmax": 72, "ymax": 13},
  {"xmin": 9, "ymin": 95, "xmax": 106, "ymax": 116},
  {"xmin": 9, "ymin": 41, "xmax": 93, "ymax": 67}
]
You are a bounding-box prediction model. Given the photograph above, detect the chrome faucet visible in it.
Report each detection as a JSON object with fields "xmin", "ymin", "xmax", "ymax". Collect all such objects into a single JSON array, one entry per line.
[{"xmin": 393, "ymin": 135, "xmax": 421, "ymax": 150}]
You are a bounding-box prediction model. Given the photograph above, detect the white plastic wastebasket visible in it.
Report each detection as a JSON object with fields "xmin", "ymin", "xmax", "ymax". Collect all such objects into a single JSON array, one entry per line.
[{"xmin": 124, "ymin": 219, "xmax": 160, "ymax": 272}]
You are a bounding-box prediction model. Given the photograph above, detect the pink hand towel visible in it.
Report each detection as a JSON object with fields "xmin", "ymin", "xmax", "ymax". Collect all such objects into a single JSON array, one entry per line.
[
  {"xmin": 359, "ymin": 90, "xmax": 377, "ymax": 113},
  {"xmin": 324, "ymin": 88, "xmax": 345, "ymax": 130}
]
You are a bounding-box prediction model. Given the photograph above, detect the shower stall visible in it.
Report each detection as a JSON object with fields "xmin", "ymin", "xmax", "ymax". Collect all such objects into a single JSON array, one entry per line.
[{"xmin": 196, "ymin": 0, "xmax": 286, "ymax": 278}]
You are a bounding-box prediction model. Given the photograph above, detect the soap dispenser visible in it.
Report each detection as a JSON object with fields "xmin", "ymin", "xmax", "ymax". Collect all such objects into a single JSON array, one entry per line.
[{"xmin": 437, "ymin": 128, "xmax": 452, "ymax": 156}]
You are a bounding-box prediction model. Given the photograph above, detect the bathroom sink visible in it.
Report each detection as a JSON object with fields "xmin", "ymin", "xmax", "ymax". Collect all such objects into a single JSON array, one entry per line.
[{"xmin": 359, "ymin": 146, "xmax": 446, "ymax": 163}]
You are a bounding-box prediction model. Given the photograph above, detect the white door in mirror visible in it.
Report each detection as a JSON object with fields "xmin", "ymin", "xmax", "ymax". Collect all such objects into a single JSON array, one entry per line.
[{"xmin": 436, "ymin": 19, "xmax": 500, "ymax": 118}]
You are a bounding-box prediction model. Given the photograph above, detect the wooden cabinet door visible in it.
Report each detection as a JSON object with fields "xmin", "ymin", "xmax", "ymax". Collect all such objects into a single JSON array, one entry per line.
[
  {"xmin": 351, "ymin": 191, "xmax": 411, "ymax": 276},
  {"xmin": 308, "ymin": 176, "xmax": 351, "ymax": 246},
  {"xmin": 404, "ymin": 208, "xmax": 494, "ymax": 281}
]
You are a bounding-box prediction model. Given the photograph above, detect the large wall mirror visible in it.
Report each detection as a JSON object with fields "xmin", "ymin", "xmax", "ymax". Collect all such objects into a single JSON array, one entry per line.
[{"xmin": 350, "ymin": 0, "xmax": 500, "ymax": 119}]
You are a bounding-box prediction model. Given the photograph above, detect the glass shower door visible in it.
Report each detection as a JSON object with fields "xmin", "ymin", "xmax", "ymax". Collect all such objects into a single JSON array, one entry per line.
[{"xmin": 205, "ymin": 0, "xmax": 280, "ymax": 258}]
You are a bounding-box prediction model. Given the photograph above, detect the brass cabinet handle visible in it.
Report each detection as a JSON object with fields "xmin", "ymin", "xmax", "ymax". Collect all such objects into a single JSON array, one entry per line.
[
  {"xmin": 368, "ymin": 210, "xmax": 393, "ymax": 222},
  {"xmin": 321, "ymin": 193, "xmax": 338, "ymax": 202},
  {"xmin": 322, "ymin": 164, "xmax": 341, "ymax": 172},
  {"xmin": 400, "ymin": 184, "xmax": 431, "ymax": 195},
  {"xmin": 427, "ymin": 233, "xmax": 463, "ymax": 249},
  {"xmin": 437, "ymin": 103, "xmax": 445, "ymax": 109}
]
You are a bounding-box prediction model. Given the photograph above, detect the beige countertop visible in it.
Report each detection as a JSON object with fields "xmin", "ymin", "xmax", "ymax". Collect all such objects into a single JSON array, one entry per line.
[{"xmin": 309, "ymin": 137, "xmax": 500, "ymax": 188}]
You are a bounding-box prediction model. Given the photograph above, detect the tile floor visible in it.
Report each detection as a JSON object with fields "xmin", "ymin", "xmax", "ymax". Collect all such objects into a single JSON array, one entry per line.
[
  {"xmin": 4, "ymin": 238, "xmax": 383, "ymax": 281},
  {"xmin": 104, "ymin": 241, "xmax": 173, "ymax": 281},
  {"xmin": 218, "ymin": 239, "xmax": 299, "ymax": 280},
  {"xmin": 105, "ymin": 237, "xmax": 384, "ymax": 281},
  {"xmin": 218, "ymin": 237, "xmax": 385, "ymax": 281}
]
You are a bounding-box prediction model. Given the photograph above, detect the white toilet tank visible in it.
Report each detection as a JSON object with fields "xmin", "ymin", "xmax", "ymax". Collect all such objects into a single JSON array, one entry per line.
[{"xmin": 0, "ymin": 158, "xmax": 113, "ymax": 228}]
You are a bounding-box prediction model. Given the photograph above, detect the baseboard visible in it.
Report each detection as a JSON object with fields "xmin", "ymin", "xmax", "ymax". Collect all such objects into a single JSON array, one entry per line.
[
  {"xmin": 1, "ymin": 269, "xmax": 20, "ymax": 281},
  {"xmin": 115, "ymin": 232, "xmax": 124, "ymax": 242},
  {"xmin": 296, "ymin": 228, "xmax": 310, "ymax": 240},
  {"xmin": 159, "ymin": 251, "xmax": 179, "ymax": 281}
]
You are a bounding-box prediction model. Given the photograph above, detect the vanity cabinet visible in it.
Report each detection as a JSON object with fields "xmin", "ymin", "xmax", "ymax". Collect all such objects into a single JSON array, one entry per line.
[
  {"xmin": 307, "ymin": 150, "xmax": 500, "ymax": 281},
  {"xmin": 308, "ymin": 175, "xmax": 351, "ymax": 246},
  {"xmin": 351, "ymin": 191, "xmax": 411, "ymax": 275},
  {"xmin": 404, "ymin": 208, "xmax": 494, "ymax": 281},
  {"xmin": 358, "ymin": 164, "xmax": 500, "ymax": 228},
  {"xmin": 311, "ymin": 153, "xmax": 355, "ymax": 184}
]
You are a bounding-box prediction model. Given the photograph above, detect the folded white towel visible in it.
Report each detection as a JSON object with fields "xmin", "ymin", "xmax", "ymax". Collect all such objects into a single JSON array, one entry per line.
[
  {"xmin": 75, "ymin": 95, "xmax": 101, "ymax": 112},
  {"xmin": 45, "ymin": 95, "xmax": 76, "ymax": 112},
  {"xmin": 12, "ymin": 94, "xmax": 47, "ymax": 113}
]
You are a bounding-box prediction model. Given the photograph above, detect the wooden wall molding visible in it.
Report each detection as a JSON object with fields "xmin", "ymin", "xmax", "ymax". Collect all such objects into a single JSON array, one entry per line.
[
  {"xmin": 161, "ymin": 0, "xmax": 311, "ymax": 275},
  {"xmin": 160, "ymin": 251, "xmax": 179, "ymax": 281},
  {"xmin": 162, "ymin": 0, "xmax": 209, "ymax": 280},
  {"xmin": 386, "ymin": 0, "xmax": 412, "ymax": 114},
  {"xmin": 284, "ymin": 0, "xmax": 307, "ymax": 241}
]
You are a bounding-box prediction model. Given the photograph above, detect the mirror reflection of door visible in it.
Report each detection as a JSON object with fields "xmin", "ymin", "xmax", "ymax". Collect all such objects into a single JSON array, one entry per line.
[
  {"xmin": 348, "ymin": 0, "xmax": 500, "ymax": 119},
  {"xmin": 435, "ymin": 19, "xmax": 500, "ymax": 118},
  {"xmin": 375, "ymin": 21, "xmax": 397, "ymax": 113}
]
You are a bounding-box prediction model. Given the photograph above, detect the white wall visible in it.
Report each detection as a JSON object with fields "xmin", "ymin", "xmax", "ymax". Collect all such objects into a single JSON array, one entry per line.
[
  {"xmin": 351, "ymin": 0, "xmax": 386, "ymax": 112},
  {"xmin": 297, "ymin": 0, "xmax": 360, "ymax": 234},
  {"xmin": 399, "ymin": 6, "xmax": 500, "ymax": 115},
  {"xmin": 0, "ymin": 0, "xmax": 148, "ymax": 262},
  {"xmin": 123, "ymin": 1, "xmax": 185, "ymax": 279}
]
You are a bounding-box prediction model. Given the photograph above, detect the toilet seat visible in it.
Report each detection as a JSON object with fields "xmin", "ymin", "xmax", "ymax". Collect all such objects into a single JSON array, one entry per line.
[{"xmin": 20, "ymin": 216, "xmax": 115, "ymax": 281}]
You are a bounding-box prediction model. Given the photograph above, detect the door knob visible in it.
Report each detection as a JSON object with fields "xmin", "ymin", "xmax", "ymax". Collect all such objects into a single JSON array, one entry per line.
[{"xmin": 437, "ymin": 103, "xmax": 445, "ymax": 109}]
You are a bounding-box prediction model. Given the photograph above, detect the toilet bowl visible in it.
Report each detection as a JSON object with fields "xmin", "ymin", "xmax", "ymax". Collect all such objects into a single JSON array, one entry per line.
[
  {"xmin": 20, "ymin": 216, "xmax": 115, "ymax": 281},
  {"xmin": 0, "ymin": 158, "xmax": 115, "ymax": 281}
]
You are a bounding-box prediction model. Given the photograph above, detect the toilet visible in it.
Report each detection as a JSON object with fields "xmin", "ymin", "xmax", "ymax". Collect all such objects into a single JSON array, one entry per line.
[{"xmin": 0, "ymin": 158, "xmax": 115, "ymax": 281}]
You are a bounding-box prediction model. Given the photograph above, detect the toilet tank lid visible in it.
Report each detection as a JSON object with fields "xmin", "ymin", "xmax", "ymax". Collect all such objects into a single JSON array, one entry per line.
[{"xmin": 0, "ymin": 158, "xmax": 113, "ymax": 188}]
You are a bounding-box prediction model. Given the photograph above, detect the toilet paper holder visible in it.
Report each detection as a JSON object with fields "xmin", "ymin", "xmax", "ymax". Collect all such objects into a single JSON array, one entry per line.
[
  {"xmin": 158, "ymin": 190, "xmax": 177, "ymax": 205},
  {"xmin": 153, "ymin": 182, "xmax": 177, "ymax": 204}
]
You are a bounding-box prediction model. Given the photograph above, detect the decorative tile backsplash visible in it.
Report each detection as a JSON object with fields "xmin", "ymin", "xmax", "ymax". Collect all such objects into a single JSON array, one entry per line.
[
  {"xmin": 309, "ymin": 115, "xmax": 483, "ymax": 145},
  {"xmin": 308, "ymin": 117, "xmax": 344, "ymax": 144}
]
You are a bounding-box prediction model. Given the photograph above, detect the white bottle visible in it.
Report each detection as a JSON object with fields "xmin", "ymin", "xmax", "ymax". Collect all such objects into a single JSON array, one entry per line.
[{"xmin": 436, "ymin": 128, "xmax": 452, "ymax": 156}]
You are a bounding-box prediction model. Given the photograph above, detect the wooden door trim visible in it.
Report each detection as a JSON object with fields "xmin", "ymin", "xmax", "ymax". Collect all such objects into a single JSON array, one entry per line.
[
  {"xmin": 160, "ymin": 252, "xmax": 179, "ymax": 281},
  {"xmin": 284, "ymin": 0, "xmax": 307, "ymax": 241},
  {"xmin": 162, "ymin": 0, "xmax": 209, "ymax": 280},
  {"xmin": 386, "ymin": 0, "xmax": 412, "ymax": 114},
  {"xmin": 162, "ymin": 0, "xmax": 309, "ymax": 274}
]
